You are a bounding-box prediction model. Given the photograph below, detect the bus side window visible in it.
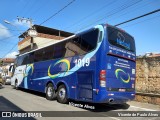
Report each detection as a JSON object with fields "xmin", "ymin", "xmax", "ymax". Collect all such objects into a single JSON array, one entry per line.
[
  {"xmin": 54, "ymin": 42, "xmax": 66, "ymax": 59},
  {"xmin": 15, "ymin": 57, "xmax": 18, "ymax": 66},
  {"xmin": 29, "ymin": 52, "xmax": 34, "ymax": 63},
  {"xmin": 65, "ymin": 38, "xmax": 86, "ymax": 57},
  {"xmin": 22, "ymin": 54, "xmax": 30, "ymax": 65},
  {"xmin": 17, "ymin": 56, "xmax": 22, "ymax": 66},
  {"xmin": 34, "ymin": 49, "xmax": 44, "ymax": 62},
  {"xmin": 64, "ymin": 41, "xmax": 77, "ymax": 57},
  {"xmin": 43, "ymin": 45, "xmax": 54, "ymax": 61},
  {"xmin": 80, "ymin": 29, "xmax": 99, "ymax": 52}
]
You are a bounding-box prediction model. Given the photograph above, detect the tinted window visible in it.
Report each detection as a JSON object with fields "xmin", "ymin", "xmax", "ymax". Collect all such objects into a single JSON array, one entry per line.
[
  {"xmin": 64, "ymin": 29, "xmax": 99, "ymax": 57},
  {"xmin": 34, "ymin": 49, "xmax": 44, "ymax": 62},
  {"xmin": 65, "ymin": 37, "xmax": 86, "ymax": 56},
  {"xmin": 14, "ymin": 57, "xmax": 18, "ymax": 66},
  {"xmin": 17, "ymin": 29, "xmax": 99, "ymax": 66},
  {"xmin": 17, "ymin": 54, "xmax": 26, "ymax": 66},
  {"xmin": 43, "ymin": 45, "xmax": 54, "ymax": 61},
  {"xmin": 108, "ymin": 27, "xmax": 135, "ymax": 52},
  {"xmin": 29, "ymin": 52, "xmax": 34, "ymax": 63},
  {"xmin": 54, "ymin": 41, "xmax": 66, "ymax": 59},
  {"xmin": 81, "ymin": 29, "xmax": 99, "ymax": 51}
]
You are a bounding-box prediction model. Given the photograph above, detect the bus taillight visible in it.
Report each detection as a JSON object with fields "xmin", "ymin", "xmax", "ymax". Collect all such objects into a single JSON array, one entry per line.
[{"xmin": 100, "ymin": 70, "xmax": 106, "ymax": 87}]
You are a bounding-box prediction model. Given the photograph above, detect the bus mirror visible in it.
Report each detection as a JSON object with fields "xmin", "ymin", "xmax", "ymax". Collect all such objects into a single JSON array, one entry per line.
[{"xmin": 9, "ymin": 65, "xmax": 15, "ymax": 74}]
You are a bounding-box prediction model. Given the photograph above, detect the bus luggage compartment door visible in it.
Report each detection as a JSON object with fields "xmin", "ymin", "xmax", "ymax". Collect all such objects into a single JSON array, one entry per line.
[{"xmin": 77, "ymin": 71, "xmax": 93, "ymax": 101}]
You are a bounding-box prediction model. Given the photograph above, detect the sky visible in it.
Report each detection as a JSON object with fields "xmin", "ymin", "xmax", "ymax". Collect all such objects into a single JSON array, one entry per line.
[{"xmin": 0, "ymin": 0, "xmax": 160, "ymax": 58}]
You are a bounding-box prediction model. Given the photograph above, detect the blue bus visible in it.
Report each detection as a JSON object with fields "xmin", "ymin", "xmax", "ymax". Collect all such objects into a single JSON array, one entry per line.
[{"xmin": 11, "ymin": 24, "xmax": 136, "ymax": 104}]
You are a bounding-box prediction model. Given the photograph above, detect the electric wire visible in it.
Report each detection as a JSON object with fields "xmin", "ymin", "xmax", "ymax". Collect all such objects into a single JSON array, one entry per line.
[
  {"xmin": 115, "ymin": 8, "xmax": 160, "ymax": 26},
  {"xmin": 121, "ymin": 14, "xmax": 160, "ymax": 28},
  {"xmin": 1, "ymin": 42, "xmax": 18, "ymax": 59},
  {"xmin": 3, "ymin": 0, "xmax": 159, "ymax": 58},
  {"xmin": 107, "ymin": 0, "xmax": 154, "ymax": 22},
  {"xmin": 64, "ymin": 0, "xmax": 116, "ymax": 30},
  {"xmin": 0, "ymin": 27, "xmax": 24, "ymax": 31},
  {"xmin": 74, "ymin": 0, "xmax": 142, "ymax": 33},
  {"xmin": 40, "ymin": 0, "xmax": 76, "ymax": 25}
]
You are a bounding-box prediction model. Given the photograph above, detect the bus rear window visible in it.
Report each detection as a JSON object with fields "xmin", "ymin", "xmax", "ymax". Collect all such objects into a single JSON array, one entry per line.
[{"xmin": 107, "ymin": 27, "xmax": 135, "ymax": 52}]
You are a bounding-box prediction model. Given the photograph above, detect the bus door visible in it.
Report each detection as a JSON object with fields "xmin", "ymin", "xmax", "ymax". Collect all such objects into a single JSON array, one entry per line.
[{"xmin": 15, "ymin": 65, "xmax": 27, "ymax": 87}]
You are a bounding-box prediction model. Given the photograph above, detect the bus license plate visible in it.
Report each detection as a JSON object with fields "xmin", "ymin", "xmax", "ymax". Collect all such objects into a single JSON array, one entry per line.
[{"xmin": 119, "ymin": 89, "xmax": 126, "ymax": 92}]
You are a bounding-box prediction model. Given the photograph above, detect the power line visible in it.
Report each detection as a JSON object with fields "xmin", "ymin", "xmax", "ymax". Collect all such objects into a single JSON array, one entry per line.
[
  {"xmin": 121, "ymin": 14, "xmax": 160, "ymax": 28},
  {"xmin": 8, "ymin": 4, "xmax": 159, "ymax": 60},
  {"xmin": 25, "ymin": 0, "xmax": 38, "ymax": 17},
  {"xmin": 22, "ymin": 1, "xmax": 141, "ymax": 48},
  {"xmin": 30, "ymin": 1, "xmax": 48, "ymax": 20},
  {"xmin": 0, "ymin": 27, "xmax": 24, "ymax": 31},
  {"xmin": 64, "ymin": 0, "xmax": 116, "ymax": 30},
  {"xmin": 107, "ymin": 0, "xmax": 153, "ymax": 22},
  {"xmin": 115, "ymin": 9, "xmax": 160, "ymax": 26},
  {"xmin": 16, "ymin": 15, "xmax": 160, "ymax": 57},
  {"xmin": 10, "ymin": 0, "xmax": 75, "ymax": 57},
  {"xmin": 9, "ymin": 1, "xmax": 158, "ymax": 58},
  {"xmin": 1, "ymin": 42, "xmax": 18, "ymax": 59},
  {"xmin": 74, "ymin": 0, "xmax": 142, "ymax": 33},
  {"xmin": 40, "ymin": 0, "xmax": 76, "ymax": 25},
  {"xmin": 21, "ymin": 1, "xmax": 33, "ymax": 17},
  {"xmin": 0, "ymin": 34, "xmax": 19, "ymax": 42}
]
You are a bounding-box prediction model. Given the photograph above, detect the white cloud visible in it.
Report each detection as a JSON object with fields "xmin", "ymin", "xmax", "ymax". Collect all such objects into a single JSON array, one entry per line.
[
  {"xmin": 13, "ymin": 19, "xmax": 30, "ymax": 28},
  {"xmin": 0, "ymin": 24, "xmax": 12, "ymax": 38},
  {"xmin": 5, "ymin": 51, "xmax": 19, "ymax": 58}
]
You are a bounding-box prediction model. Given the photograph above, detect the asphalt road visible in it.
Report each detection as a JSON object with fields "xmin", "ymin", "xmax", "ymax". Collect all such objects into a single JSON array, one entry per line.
[{"xmin": 0, "ymin": 85, "xmax": 160, "ymax": 120}]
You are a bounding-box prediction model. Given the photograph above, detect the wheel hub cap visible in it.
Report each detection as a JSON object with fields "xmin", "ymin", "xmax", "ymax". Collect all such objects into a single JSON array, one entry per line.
[{"xmin": 59, "ymin": 88, "xmax": 66, "ymax": 99}]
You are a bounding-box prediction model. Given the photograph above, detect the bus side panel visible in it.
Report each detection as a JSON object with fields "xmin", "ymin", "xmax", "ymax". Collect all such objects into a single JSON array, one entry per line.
[
  {"xmin": 76, "ymin": 71, "xmax": 93, "ymax": 101},
  {"xmin": 93, "ymin": 28, "xmax": 108, "ymax": 103}
]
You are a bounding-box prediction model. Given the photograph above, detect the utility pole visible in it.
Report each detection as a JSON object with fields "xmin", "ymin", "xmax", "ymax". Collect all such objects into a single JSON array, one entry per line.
[
  {"xmin": 17, "ymin": 16, "xmax": 37, "ymax": 50},
  {"xmin": 17, "ymin": 16, "xmax": 37, "ymax": 37},
  {"xmin": 17, "ymin": 16, "xmax": 33, "ymax": 28}
]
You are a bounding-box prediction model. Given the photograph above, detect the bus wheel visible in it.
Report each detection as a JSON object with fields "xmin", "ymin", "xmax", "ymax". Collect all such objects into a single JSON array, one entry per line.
[
  {"xmin": 46, "ymin": 83, "xmax": 56, "ymax": 100},
  {"xmin": 15, "ymin": 80, "xmax": 19, "ymax": 90},
  {"xmin": 57, "ymin": 84, "xmax": 69, "ymax": 104}
]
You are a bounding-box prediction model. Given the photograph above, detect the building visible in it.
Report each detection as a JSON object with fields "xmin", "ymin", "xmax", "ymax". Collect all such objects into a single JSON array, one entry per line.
[
  {"xmin": 1, "ymin": 58, "xmax": 15, "ymax": 66},
  {"xmin": 18, "ymin": 25, "xmax": 73, "ymax": 54},
  {"xmin": 137, "ymin": 52, "xmax": 160, "ymax": 58},
  {"xmin": 0, "ymin": 58, "xmax": 15, "ymax": 80}
]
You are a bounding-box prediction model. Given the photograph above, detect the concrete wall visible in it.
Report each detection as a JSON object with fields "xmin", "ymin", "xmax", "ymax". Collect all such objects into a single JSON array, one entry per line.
[
  {"xmin": 34, "ymin": 37, "xmax": 59, "ymax": 49},
  {"xmin": 135, "ymin": 56, "xmax": 160, "ymax": 105}
]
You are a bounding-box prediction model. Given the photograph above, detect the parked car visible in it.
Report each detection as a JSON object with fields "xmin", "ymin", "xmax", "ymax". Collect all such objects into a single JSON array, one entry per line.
[{"xmin": 3, "ymin": 75, "xmax": 11, "ymax": 85}]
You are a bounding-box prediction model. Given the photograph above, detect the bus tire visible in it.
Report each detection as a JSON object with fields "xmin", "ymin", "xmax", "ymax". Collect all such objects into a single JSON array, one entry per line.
[
  {"xmin": 57, "ymin": 84, "xmax": 69, "ymax": 104},
  {"xmin": 46, "ymin": 83, "xmax": 56, "ymax": 100},
  {"xmin": 15, "ymin": 80, "xmax": 19, "ymax": 90}
]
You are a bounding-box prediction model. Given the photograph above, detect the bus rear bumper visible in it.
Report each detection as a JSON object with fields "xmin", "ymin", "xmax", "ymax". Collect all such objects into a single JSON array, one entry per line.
[{"xmin": 96, "ymin": 91, "xmax": 135, "ymax": 104}]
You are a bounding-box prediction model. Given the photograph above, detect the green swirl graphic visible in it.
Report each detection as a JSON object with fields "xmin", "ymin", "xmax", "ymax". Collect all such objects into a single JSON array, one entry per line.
[{"xmin": 115, "ymin": 69, "xmax": 130, "ymax": 83}]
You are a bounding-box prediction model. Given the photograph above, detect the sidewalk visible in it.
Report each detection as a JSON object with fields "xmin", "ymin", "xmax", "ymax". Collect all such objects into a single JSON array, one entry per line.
[{"xmin": 128, "ymin": 101, "xmax": 160, "ymax": 111}]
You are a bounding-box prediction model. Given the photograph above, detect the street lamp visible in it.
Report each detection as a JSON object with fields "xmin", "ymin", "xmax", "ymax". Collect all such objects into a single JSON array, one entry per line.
[
  {"xmin": 4, "ymin": 19, "xmax": 25, "ymax": 39},
  {"xmin": 4, "ymin": 20, "xmax": 37, "ymax": 38},
  {"xmin": 4, "ymin": 19, "xmax": 38, "ymax": 50},
  {"xmin": 4, "ymin": 20, "xmax": 10, "ymax": 24},
  {"xmin": 4, "ymin": 20, "xmax": 21, "ymax": 32}
]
